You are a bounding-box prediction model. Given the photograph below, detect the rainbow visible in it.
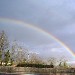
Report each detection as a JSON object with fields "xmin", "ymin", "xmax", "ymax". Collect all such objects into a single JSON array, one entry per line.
[{"xmin": 0, "ymin": 17, "xmax": 75, "ymax": 58}]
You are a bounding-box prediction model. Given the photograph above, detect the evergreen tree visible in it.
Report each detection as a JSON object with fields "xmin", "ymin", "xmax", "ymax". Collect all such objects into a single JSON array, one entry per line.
[
  {"xmin": 4, "ymin": 50, "xmax": 10, "ymax": 66},
  {"xmin": 59, "ymin": 62, "xmax": 62, "ymax": 68},
  {"xmin": 0, "ymin": 31, "xmax": 9, "ymax": 65},
  {"xmin": 0, "ymin": 50, "xmax": 2, "ymax": 65},
  {"xmin": 63, "ymin": 62, "xmax": 68, "ymax": 68}
]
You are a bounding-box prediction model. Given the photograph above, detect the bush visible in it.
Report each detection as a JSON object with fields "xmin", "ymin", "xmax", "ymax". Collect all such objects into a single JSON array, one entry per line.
[{"xmin": 16, "ymin": 63, "xmax": 54, "ymax": 68}]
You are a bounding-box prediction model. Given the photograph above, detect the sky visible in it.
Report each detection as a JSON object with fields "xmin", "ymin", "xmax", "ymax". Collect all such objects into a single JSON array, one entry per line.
[{"xmin": 0, "ymin": 0, "xmax": 75, "ymax": 62}]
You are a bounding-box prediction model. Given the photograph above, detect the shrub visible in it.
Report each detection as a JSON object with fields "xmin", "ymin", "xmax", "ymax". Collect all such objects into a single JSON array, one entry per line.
[{"xmin": 16, "ymin": 63, "xmax": 54, "ymax": 68}]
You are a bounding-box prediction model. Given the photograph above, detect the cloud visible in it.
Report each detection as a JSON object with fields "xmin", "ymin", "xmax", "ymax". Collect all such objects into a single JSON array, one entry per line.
[
  {"xmin": 67, "ymin": 61, "xmax": 75, "ymax": 64},
  {"xmin": 29, "ymin": 51, "xmax": 40, "ymax": 55},
  {"xmin": 50, "ymin": 48, "xmax": 63, "ymax": 52}
]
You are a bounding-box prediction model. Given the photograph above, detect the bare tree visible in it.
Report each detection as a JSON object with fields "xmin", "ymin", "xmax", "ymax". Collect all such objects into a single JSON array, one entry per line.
[
  {"xmin": 11, "ymin": 41, "xmax": 28, "ymax": 64},
  {"xmin": 47, "ymin": 57, "xmax": 57, "ymax": 66},
  {"xmin": 29, "ymin": 53, "xmax": 43, "ymax": 64},
  {"xmin": 10, "ymin": 41, "xmax": 17, "ymax": 65},
  {"xmin": 58, "ymin": 56, "xmax": 69, "ymax": 68}
]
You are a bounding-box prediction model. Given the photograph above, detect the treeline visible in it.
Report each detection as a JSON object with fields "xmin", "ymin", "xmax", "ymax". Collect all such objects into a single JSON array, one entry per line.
[
  {"xmin": 0, "ymin": 31, "xmax": 27, "ymax": 66},
  {"xmin": 0, "ymin": 31, "xmax": 45, "ymax": 66},
  {"xmin": 0, "ymin": 31, "xmax": 70, "ymax": 68}
]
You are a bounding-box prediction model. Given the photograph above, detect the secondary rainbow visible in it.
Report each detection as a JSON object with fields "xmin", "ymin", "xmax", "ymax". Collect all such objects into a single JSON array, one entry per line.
[{"xmin": 0, "ymin": 17, "xmax": 75, "ymax": 58}]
